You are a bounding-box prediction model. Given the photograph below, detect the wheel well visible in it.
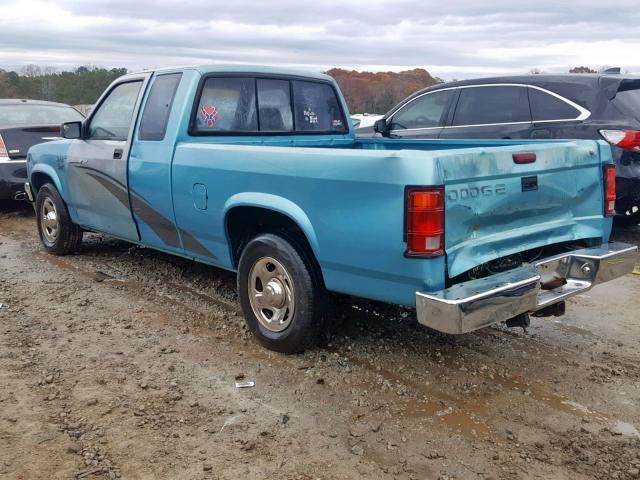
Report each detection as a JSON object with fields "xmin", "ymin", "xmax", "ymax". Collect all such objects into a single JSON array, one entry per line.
[
  {"xmin": 226, "ymin": 206, "xmax": 320, "ymax": 272},
  {"xmin": 30, "ymin": 172, "xmax": 54, "ymax": 193}
]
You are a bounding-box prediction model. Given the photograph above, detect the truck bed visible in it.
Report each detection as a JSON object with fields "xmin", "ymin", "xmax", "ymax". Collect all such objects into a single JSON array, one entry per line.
[{"xmin": 169, "ymin": 136, "xmax": 611, "ymax": 306}]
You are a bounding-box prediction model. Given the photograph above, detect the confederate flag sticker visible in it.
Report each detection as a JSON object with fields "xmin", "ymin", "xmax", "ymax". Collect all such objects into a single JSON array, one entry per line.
[{"xmin": 199, "ymin": 105, "xmax": 219, "ymax": 127}]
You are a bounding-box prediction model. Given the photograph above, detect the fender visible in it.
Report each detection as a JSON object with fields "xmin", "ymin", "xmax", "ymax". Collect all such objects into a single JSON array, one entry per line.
[
  {"xmin": 223, "ymin": 192, "xmax": 321, "ymax": 258},
  {"xmin": 30, "ymin": 163, "xmax": 65, "ymax": 199}
]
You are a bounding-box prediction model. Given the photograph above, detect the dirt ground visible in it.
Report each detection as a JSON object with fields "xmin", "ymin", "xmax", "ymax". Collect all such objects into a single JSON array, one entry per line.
[{"xmin": 1, "ymin": 201, "xmax": 640, "ymax": 480}]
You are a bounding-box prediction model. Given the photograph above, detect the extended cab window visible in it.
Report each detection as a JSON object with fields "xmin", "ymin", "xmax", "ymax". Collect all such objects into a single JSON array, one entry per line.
[
  {"xmin": 195, "ymin": 77, "xmax": 257, "ymax": 132},
  {"xmin": 292, "ymin": 81, "xmax": 347, "ymax": 133},
  {"xmin": 528, "ymin": 88, "xmax": 581, "ymax": 121},
  {"xmin": 390, "ymin": 90, "xmax": 454, "ymax": 130},
  {"xmin": 139, "ymin": 73, "xmax": 182, "ymax": 141},
  {"xmin": 89, "ymin": 81, "xmax": 142, "ymax": 139},
  {"xmin": 452, "ymin": 86, "xmax": 531, "ymax": 126},
  {"xmin": 257, "ymin": 79, "xmax": 293, "ymax": 132}
]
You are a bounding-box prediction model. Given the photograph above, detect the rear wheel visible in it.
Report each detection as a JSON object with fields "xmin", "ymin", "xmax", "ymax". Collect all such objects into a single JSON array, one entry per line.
[
  {"xmin": 237, "ymin": 233, "xmax": 325, "ymax": 353},
  {"xmin": 35, "ymin": 183, "xmax": 83, "ymax": 255}
]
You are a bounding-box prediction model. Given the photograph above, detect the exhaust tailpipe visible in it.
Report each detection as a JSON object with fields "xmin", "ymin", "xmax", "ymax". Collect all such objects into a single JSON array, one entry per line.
[{"xmin": 13, "ymin": 191, "xmax": 26, "ymax": 201}]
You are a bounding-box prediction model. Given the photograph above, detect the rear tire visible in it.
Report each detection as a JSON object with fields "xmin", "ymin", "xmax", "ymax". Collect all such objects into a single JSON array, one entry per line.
[
  {"xmin": 35, "ymin": 183, "xmax": 83, "ymax": 255},
  {"xmin": 237, "ymin": 233, "xmax": 325, "ymax": 353}
]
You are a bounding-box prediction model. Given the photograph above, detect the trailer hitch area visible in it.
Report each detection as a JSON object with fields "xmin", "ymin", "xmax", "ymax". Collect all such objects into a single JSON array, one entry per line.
[
  {"xmin": 505, "ymin": 312, "xmax": 530, "ymax": 332},
  {"xmin": 532, "ymin": 301, "xmax": 566, "ymax": 318}
]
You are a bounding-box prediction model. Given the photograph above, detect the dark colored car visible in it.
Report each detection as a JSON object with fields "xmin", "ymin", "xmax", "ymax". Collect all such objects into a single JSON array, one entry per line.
[
  {"xmin": 362, "ymin": 73, "xmax": 640, "ymax": 219},
  {"xmin": 0, "ymin": 99, "xmax": 84, "ymax": 200}
]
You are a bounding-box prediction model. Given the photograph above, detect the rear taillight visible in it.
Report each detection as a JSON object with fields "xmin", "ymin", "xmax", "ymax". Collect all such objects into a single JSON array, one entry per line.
[
  {"xmin": 405, "ymin": 186, "xmax": 444, "ymax": 257},
  {"xmin": 0, "ymin": 134, "xmax": 8, "ymax": 158},
  {"xmin": 603, "ymin": 165, "xmax": 616, "ymax": 216},
  {"xmin": 600, "ymin": 129, "xmax": 640, "ymax": 151}
]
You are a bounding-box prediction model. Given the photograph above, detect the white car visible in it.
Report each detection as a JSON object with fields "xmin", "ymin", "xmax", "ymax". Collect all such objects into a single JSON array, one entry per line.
[{"xmin": 351, "ymin": 113, "xmax": 383, "ymax": 129}]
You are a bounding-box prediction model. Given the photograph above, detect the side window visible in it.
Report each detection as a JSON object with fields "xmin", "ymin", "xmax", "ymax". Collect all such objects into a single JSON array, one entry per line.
[
  {"xmin": 528, "ymin": 88, "xmax": 581, "ymax": 121},
  {"xmin": 194, "ymin": 77, "xmax": 257, "ymax": 133},
  {"xmin": 389, "ymin": 90, "xmax": 454, "ymax": 130},
  {"xmin": 292, "ymin": 81, "xmax": 347, "ymax": 133},
  {"xmin": 89, "ymin": 81, "xmax": 142, "ymax": 140},
  {"xmin": 452, "ymin": 86, "xmax": 531, "ymax": 126},
  {"xmin": 257, "ymin": 79, "xmax": 293, "ymax": 132},
  {"xmin": 138, "ymin": 73, "xmax": 182, "ymax": 141}
]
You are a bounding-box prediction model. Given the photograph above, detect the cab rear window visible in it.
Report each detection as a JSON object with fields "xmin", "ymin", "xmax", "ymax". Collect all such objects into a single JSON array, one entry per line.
[
  {"xmin": 192, "ymin": 76, "xmax": 347, "ymax": 135},
  {"xmin": 292, "ymin": 80, "xmax": 347, "ymax": 133}
]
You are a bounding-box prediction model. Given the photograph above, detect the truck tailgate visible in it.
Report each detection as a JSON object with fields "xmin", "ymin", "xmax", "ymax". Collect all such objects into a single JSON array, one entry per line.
[{"xmin": 442, "ymin": 141, "xmax": 609, "ymax": 278}]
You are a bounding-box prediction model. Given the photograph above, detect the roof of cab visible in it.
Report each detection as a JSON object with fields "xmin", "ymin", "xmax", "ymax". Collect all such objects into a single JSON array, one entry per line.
[{"xmin": 128, "ymin": 64, "xmax": 333, "ymax": 82}]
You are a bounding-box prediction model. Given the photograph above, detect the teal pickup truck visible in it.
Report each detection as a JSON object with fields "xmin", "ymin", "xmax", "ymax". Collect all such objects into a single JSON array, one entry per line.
[{"xmin": 25, "ymin": 65, "xmax": 637, "ymax": 352}]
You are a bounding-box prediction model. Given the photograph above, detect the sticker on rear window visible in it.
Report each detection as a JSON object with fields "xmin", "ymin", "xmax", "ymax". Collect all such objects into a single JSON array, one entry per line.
[
  {"xmin": 303, "ymin": 108, "xmax": 318, "ymax": 124},
  {"xmin": 199, "ymin": 105, "xmax": 219, "ymax": 127}
]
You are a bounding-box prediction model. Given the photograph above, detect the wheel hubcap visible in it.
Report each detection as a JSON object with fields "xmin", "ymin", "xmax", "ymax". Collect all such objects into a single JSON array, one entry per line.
[
  {"xmin": 248, "ymin": 256, "xmax": 295, "ymax": 332},
  {"xmin": 40, "ymin": 198, "xmax": 59, "ymax": 244}
]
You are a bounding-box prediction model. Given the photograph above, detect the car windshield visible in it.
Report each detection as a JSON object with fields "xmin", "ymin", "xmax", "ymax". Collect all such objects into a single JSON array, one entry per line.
[
  {"xmin": 613, "ymin": 88, "xmax": 640, "ymax": 121},
  {"xmin": 0, "ymin": 104, "xmax": 84, "ymax": 128}
]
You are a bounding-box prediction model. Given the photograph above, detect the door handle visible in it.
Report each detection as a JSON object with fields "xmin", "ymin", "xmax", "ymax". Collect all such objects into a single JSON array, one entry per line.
[{"xmin": 113, "ymin": 148, "xmax": 123, "ymax": 160}]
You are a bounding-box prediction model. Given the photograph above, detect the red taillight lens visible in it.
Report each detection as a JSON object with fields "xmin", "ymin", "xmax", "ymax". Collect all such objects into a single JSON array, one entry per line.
[
  {"xmin": 603, "ymin": 165, "xmax": 616, "ymax": 216},
  {"xmin": 512, "ymin": 152, "xmax": 537, "ymax": 164},
  {"xmin": 600, "ymin": 130, "xmax": 640, "ymax": 151},
  {"xmin": 405, "ymin": 187, "xmax": 444, "ymax": 257},
  {"xmin": 0, "ymin": 134, "xmax": 7, "ymax": 158}
]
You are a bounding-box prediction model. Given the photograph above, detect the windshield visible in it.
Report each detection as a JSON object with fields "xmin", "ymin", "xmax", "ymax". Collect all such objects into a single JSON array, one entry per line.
[
  {"xmin": 613, "ymin": 88, "xmax": 640, "ymax": 121},
  {"xmin": 0, "ymin": 104, "xmax": 84, "ymax": 128}
]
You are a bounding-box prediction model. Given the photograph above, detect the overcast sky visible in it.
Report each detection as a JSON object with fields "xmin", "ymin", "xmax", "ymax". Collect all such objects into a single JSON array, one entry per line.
[{"xmin": 1, "ymin": 0, "xmax": 640, "ymax": 80}]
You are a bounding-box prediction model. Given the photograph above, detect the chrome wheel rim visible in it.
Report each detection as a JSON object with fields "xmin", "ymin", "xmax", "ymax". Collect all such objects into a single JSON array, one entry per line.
[
  {"xmin": 40, "ymin": 197, "xmax": 59, "ymax": 244},
  {"xmin": 248, "ymin": 256, "xmax": 295, "ymax": 332}
]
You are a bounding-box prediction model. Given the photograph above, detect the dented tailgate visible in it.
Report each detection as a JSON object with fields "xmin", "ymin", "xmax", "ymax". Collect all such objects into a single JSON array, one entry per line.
[{"xmin": 442, "ymin": 140, "xmax": 611, "ymax": 278}]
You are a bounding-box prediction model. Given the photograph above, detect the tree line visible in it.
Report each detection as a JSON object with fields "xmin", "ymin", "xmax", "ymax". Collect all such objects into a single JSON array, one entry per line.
[
  {"xmin": 0, "ymin": 64, "xmax": 622, "ymax": 114},
  {"xmin": 0, "ymin": 65, "xmax": 127, "ymax": 105}
]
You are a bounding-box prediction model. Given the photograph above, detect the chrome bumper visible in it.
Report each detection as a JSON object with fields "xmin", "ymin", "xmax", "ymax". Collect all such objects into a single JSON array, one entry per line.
[
  {"xmin": 24, "ymin": 182, "xmax": 34, "ymax": 202},
  {"xmin": 416, "ymin": 242, "xmax": 638, "ymax": 334}
]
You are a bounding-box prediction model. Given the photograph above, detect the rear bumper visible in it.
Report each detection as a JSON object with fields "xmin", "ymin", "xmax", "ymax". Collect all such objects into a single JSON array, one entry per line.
[
  {"xmin": 0, "ymin": 160, "xmax": 27, "ymax": 200},
  {"xmin": 416, "ymin": 242, "xmax": 638, "ymax": 334}
]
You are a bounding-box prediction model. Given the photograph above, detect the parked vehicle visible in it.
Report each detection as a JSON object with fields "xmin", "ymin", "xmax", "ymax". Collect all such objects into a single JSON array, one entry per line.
[
  {"xmin": 351, "ymin": 113, "xmax": 383, "ymax": 129},
  {"xmin": 365, "ymin": 73, "xmax": 640, "ymax": 221},
  {"xmin": 25, "ymin": 65, "xmax": 637, "ymax": 353},
  {"xmin": 0, "ymin": 99, "xmax": 84, "ymax": 200}
]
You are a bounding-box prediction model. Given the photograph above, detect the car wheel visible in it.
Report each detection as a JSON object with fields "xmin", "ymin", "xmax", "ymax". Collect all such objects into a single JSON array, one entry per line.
[
  {"xmin": 237, "ymin": 233, "xmax": 325, "ymax": 353},
  {"xmin": 35, "ymin": 183, "xmax": 83, "ymax": 255}
]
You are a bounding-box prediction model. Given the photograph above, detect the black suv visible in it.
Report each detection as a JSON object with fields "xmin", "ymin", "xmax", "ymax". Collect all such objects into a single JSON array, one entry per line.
[{"xmin": 365, "ymin": 73, "xmax": 640, "ymax": 219}]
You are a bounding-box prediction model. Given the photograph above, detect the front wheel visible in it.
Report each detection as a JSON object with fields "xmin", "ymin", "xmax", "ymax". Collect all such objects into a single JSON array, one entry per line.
[
  {"xmin": 237, "ymin": 233, "xmax": 325, "ymax": 353},
  {"xmin": 35, "ymin": 183, "xmax": 83, "ymax": 255}
]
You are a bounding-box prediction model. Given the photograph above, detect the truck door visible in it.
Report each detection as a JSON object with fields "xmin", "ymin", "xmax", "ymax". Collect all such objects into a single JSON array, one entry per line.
[
  {"xmin": 128, "ymin": 72, "xmax": 184, "ymax": 252},
  {"xmin": 66, "ymin": 75, "xmax": 149, "ymax": 240}
]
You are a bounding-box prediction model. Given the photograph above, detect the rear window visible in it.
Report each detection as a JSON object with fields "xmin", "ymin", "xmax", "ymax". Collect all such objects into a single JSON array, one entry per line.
[
  {"xmin": 292, "ymin": 80, "xmax": 347, "ymax": 133},
  {"xmin": 452, "ymin": 86, "xmax": 531, "ymax": 126},
  {"xmin": 0, "ymin": 104, "xmax": 83, "ymax": 128},
  {"xmin": 192, "ymin": 76, "xmax": 347, "ymax": 134},
  {"xmin": 257, "ymin": 79, "xmax": 293, "ymax": 132},
  {"xmin": 194, "ymin": 77, "xmax": 257, "ymax": 133},
  {"xmin": 528, "ymin": 88, "xmax": 581, "ymax": 121}
]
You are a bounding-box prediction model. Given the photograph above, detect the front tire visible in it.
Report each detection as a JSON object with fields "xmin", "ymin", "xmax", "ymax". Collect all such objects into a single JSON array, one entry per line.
[
  {"xmin": 237, "ymin": 233, "xmax": 325, "ymax": 353},
  {"xmin": 35, "ymin": 183, "xmax": 83, "ymax": 255}
]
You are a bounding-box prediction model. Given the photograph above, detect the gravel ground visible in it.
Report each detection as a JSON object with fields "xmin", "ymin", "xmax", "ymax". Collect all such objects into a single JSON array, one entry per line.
[{"xmin": 1, "ymin": 201, "xmax": 640, "ymax": 480}]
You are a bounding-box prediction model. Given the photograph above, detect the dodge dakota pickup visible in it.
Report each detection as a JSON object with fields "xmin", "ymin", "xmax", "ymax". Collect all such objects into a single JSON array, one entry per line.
[{"xmin": 25, "ymin": 65, "xmax": 637, "ymax": 353}]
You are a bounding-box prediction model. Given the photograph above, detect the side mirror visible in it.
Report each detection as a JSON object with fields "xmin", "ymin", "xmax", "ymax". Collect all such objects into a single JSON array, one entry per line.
[
  {"xmin": 62, "ymin": 121, "xmax": 82, "ymax": 139},
  {"xmin": 373, "ymin": 118, "xmax": 390, "ymax": 136}
]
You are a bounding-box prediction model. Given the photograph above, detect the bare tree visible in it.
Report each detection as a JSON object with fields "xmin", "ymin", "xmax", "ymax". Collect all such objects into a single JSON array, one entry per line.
[
  {"xmin": 21, "ymin": 64, "xmax": 41, "ymax": 77},
  {"xmin": 528, "ymin": 68, "xmax": 543, "ymax": 75}
]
